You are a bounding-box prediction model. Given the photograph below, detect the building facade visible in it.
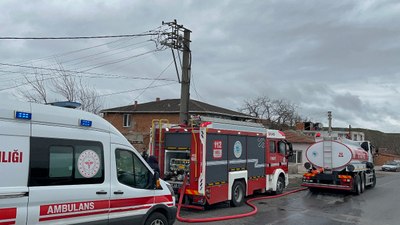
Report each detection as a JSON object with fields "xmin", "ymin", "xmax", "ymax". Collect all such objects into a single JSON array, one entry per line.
[{"xmin": 101, "ymin": 98, "xmax": 254, "ymax": 151}]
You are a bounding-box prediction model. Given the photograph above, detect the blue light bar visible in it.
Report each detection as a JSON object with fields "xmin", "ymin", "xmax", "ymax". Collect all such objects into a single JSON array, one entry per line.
[
  {"xmin": 15, "ymin": 111, "xmax": 32, "ymax": 120},
  {"xmin": 80, "ymin": 119, "xmax": 92, "ymax": 127}
]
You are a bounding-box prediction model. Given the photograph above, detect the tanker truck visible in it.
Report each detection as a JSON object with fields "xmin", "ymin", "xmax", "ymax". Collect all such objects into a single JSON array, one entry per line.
[{"xmin": 302, "ymin": 137, "xmax": 376, "ymax": 194}]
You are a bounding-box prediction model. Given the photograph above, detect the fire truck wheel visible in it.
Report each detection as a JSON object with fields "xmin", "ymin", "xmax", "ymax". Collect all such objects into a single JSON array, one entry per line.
[
  {"xmin": 353, "ymin": 175, "xmax": 361, "ymax": 195},
  {"xmin": 230, "ymin": 181, "xmax": 245, "ymax": 207},
  {"xmin": 273, "ymin": 176, "xmax": 285, "ymax": 195},
  {"xmin": 145, "ymin": 212, "xmax": 168, "ymax": 225}
]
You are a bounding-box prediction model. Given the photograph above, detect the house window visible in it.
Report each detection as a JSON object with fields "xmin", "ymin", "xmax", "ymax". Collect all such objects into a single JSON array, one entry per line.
[
  {"xmin": 288, "ymin": 150, "xmax": 302, "ymax": 164},
  {"xmin": 123, "ymin": 114, "xmax": 131, "ymax": 127}
]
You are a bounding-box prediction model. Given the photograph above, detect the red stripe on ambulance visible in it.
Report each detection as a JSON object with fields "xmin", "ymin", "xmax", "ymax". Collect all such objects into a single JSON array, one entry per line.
[
  {"xmin": 39, "ymin": 209, "xmax": 109, "ymax": 222},
  {"xmin": 0, "ymin": 208, "xmax": 16, "ymax": 225},
  {"xmin": 0, "ymin": 208, "xmax": 16, "ymax": 220},
  {"xmin": 0, "ymin": 222, "xmax": 16, "ymax": 225},
  {"xmin": 154, "ymin": 195, "xmax": 173, "ymax": 203},
  {"xmin": 38, "ymin": 195, "xmax": 174, "ymax": 221},
  {"xmin": 40, "ymin": 200, "xmax": 109, "ymax": 216}
]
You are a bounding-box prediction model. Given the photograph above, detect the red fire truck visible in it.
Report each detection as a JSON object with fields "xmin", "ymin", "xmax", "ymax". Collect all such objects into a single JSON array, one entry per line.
[{"xmin": 149, "ymin": 116, "xmax": 293, "ymax": 206}]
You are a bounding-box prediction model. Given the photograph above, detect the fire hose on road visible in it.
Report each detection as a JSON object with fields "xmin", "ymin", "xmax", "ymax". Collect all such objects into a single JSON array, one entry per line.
[{"xmin": 176, "ymin": 175, "xmax": 307, "ymax": 223}]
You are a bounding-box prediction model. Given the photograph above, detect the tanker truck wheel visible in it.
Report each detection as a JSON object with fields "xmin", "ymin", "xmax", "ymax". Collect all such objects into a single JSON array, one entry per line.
[
  {"xmin": 230, "ymin": 181, "xmax": 245, "ymax": 207},
  {"xmin": 367, "ymin": 171, "xmax": 376, "ymax": 189},
  {"xmin": 360, "ymin": 173, "xmax": 365, "ymax": 193},
  {"xmin": 353, "ymin": 174, "xmax": 361, "ymax": 195}
]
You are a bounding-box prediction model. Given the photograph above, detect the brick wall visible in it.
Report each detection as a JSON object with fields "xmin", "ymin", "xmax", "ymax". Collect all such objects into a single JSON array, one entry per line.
[
  {"xmin": 374, "ymin": 153, "xmax": 400, "ymax": 165},
  {"xmin": 103, "ymin": 112, "xmax": 180, "ymax": 151}
]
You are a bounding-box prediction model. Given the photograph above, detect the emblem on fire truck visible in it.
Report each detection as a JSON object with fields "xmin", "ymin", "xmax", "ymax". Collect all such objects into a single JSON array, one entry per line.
[
  {"xmin": 77, "ymin": 150, "xmax": 101, "ymax": 178},
  {"xmin": 233, "ymin": 141, "xmax": 242, "ymax": 158}
]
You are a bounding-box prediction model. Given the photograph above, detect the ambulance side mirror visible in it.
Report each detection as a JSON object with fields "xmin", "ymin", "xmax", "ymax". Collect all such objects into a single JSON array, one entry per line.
[{"xmin": 153, "ymin": 171, "xmax": 161, "ymax": 189}]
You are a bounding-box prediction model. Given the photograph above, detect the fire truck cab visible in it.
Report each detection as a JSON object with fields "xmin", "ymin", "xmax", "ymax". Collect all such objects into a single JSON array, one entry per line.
[
  {"xmin": 149, "ymin": 116, "xmax": 293, "ymax": 206},
  {"xmin": 0, "ymin": 100, "xmax": 176, "ymax": 225}
]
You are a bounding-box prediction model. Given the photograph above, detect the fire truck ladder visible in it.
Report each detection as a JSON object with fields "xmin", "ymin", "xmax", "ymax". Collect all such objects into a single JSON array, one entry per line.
[
  {"xmin": 323, "ymin": 137, "xmax": 333, "ymax": 172},
  {"xmin": 191, "ymin": 116, "xmax": 267, "ymax": 133},
  {"xmin": 149, "ymin": 119, "xmax": 169, "ymax": 159}
]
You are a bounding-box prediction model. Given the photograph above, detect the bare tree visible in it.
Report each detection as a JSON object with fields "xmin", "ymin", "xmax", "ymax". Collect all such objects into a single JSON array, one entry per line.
[
  {"xmin": 18, "ymin": 70, "xmax": 48, "ymax": 103},
  {"xmin": 240, "ymin": 96, "xmax": 304, "ymax": 129},
  {"xmin": 52, "ymin": 63, "xmax": 78, "ymax": 102},
  {"xmin": 18, "ymin": 64, "xmax": 103, "ymax": 114}
]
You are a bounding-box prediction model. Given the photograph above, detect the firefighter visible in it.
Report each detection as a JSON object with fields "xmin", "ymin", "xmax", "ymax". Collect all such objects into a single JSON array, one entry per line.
[{"xmin": 147, "ymin": 155, "xmax": 160, "ymax": 174}]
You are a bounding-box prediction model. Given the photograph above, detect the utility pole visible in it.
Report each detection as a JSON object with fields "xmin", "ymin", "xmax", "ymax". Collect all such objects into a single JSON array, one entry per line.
[{"xmin": 161, "ymin": 20, "xmax": 191, "ymax": 125}]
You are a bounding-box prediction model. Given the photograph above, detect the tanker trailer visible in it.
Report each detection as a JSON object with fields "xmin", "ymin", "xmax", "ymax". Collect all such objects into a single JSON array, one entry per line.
[{"xmin": 302, "ymin": 137, "xmax": 376, "ymax": 194}]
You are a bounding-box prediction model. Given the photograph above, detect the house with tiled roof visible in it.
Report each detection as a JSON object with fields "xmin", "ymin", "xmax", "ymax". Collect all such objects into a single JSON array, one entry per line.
[
  {"xmin": 284, "ymin": 130, "xmax": 315, "ymax": 173},
  {"xmin": 101, "ymin": 98, "xmax": 254, "ymax": 150}
]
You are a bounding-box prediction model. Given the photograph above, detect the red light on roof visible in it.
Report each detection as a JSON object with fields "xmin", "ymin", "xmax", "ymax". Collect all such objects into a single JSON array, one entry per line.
[{"xmin": 316, "ymin": 132, "xmax": 321, "ymax": 137}]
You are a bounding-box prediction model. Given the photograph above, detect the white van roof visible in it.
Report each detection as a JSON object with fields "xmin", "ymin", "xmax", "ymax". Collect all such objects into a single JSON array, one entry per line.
[{"xmin": 1, "ymin": 100, "xmax": 130, "ymax": 146}]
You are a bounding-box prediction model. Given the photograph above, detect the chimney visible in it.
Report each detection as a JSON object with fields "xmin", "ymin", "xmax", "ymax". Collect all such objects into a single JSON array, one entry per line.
[
  {"xmin": 156, "ymin": 97, "xmax": 160, "ymax": 102},
  {"xmin": 134, "ymin": 101, "xmax": 138, "ymax": 109}
]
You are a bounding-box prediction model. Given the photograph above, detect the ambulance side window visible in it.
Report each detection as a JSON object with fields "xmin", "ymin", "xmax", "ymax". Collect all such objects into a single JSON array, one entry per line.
[
  {"xmin": 116, "ymin": 149, "xmax": 152, "ymax": 189},
  {"xmin": 49, "ymin": 146, "xmax": 74, "ymax": 177},
  {"xmin": 29, "ymin": 137, "xmax": 104, "ymax": 186}
]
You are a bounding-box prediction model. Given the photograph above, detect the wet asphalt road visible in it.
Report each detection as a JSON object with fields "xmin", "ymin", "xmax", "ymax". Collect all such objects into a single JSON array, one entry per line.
[{"xmin": 175, "ymin": 171, "xmax": 400, "ymax": 225}]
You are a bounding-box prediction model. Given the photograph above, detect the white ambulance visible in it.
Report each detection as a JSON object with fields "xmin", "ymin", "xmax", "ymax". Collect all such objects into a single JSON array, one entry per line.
[{"xmin": 0, "ymin": 100, "xmax": 176, "ymax": 225}]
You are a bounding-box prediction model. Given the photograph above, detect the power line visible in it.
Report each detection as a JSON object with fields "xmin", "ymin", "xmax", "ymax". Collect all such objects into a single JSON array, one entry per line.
[
  {"xmin": 0, "ymin": 63, "xmax": 176, "ymax": 91},
  {"xmin": 0, "ymin": 62, "xmax": 167, "ymax": 80},
  {"xmin": 0, "ymin": 39, "xmax": 158, "ymax": 80},
  {"xmin": 133, "ymin": 61, "xmax": 174, "ymax": 100},
  {"xmin": 59, "ymin": 40, "xmax": 151, "ymax": 67},
  {"xmin": 15, "ymin": 37, "xmax": 133, "ymax": 66},
  {"xmin": 97, "ymin": 82, "xmax": 177, "ymax": 98},
  {"xmin": 0, "ymin": 33, "xmax": 160, "ymax": 40},
  {"xmin": 79, "ymin": 49, "xmax": 163, "ymax": 72},
  {"xmin": 0, "ymin": 68, "xmax": 175, "ymax": 82}
]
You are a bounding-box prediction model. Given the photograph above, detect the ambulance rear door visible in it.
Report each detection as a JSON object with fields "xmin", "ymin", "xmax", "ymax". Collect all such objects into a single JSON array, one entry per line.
[{"xmin": 0, "ymin": 103, "xmax": 31, "ymax": 225}]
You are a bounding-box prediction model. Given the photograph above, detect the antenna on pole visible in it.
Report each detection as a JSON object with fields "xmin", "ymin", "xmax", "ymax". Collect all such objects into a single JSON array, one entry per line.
[{"xmin": 328, "ymin": 111, "xmax": 332, "ymax": 137}]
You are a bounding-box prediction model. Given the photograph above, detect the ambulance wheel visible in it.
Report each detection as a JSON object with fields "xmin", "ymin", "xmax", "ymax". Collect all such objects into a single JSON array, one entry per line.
[
  {"xmin": 145, "ymin": 212, "xmax": 168, "ymax": 225},
  {"xmin": 273, "ymin": 176, "xmax": 285, "ymax": 195},
  {"xmin": 353, "ymin": 175, "xmax": 361, "ymax": 195},
  {"xmin": 230, "ymin": 181, "xmax": 245, "ymax": 207}
]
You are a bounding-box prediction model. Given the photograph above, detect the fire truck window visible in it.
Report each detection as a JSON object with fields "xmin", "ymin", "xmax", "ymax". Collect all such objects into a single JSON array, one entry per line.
[
  {"xmin": 278, "ymin": 142, "xmax": 286, "ymax": 155},
  {"xmin": 116, "ymin": 149, "xmax": 152, "ymax": 189},
  {"xmin": 269, "ymin": 141, "xmax": 276, "ymax": 153}
]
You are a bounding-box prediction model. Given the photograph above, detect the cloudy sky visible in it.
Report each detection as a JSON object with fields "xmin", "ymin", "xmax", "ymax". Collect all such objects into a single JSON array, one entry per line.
[{"xmin": 1, "ymin": 0, "xmax": 400, "ymax": 133}]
